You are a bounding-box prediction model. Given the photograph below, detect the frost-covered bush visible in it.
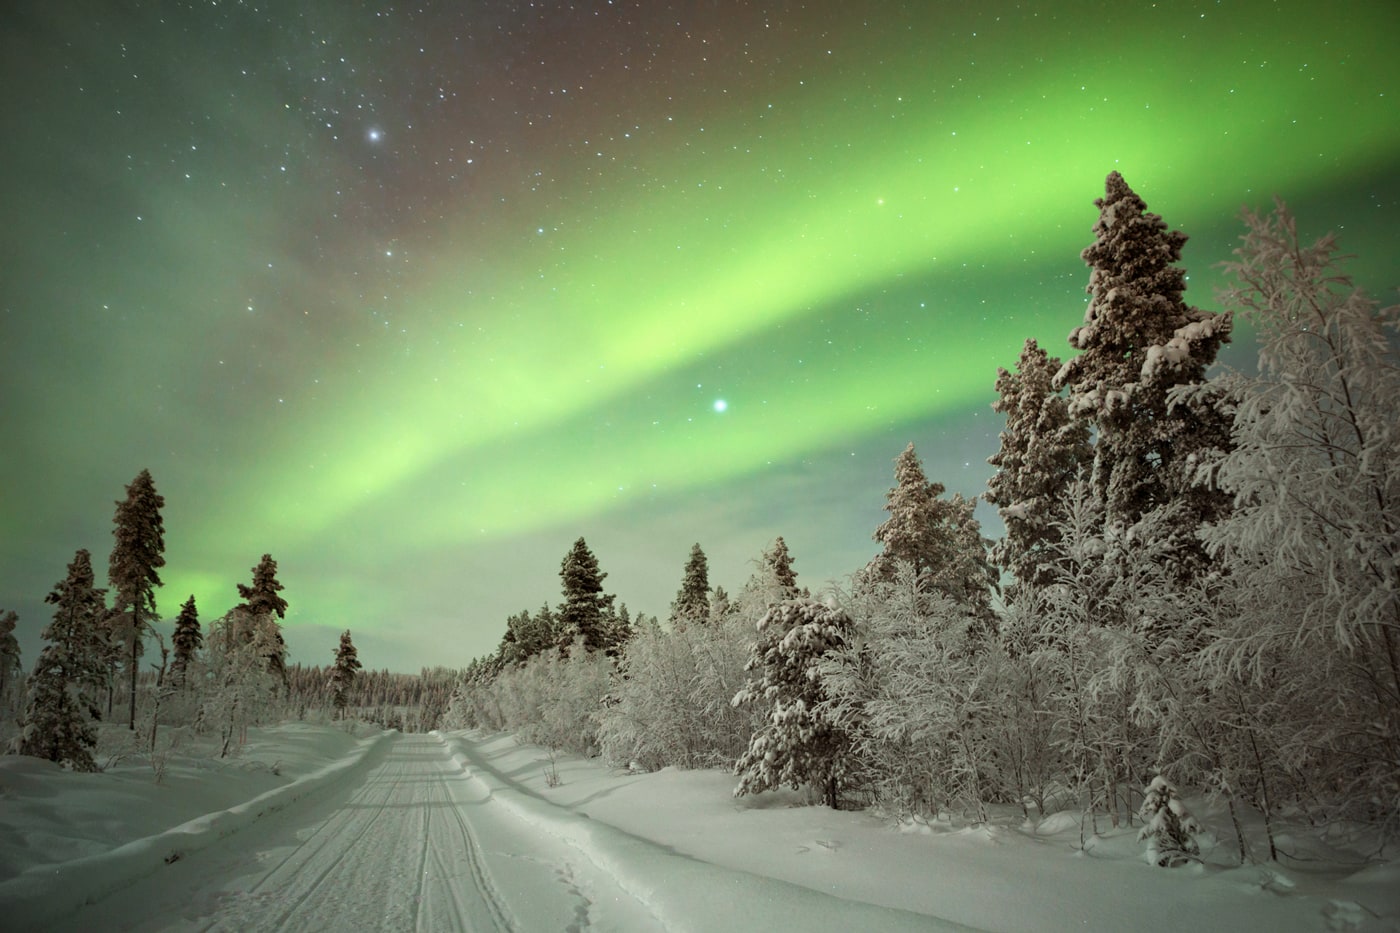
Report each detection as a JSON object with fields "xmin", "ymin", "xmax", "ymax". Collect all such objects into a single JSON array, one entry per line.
[
  {"xmin": 443, "ymin": 646, "xmax": 614, "ymax": 758},
  {"xmin": 198, "ymin": 609, "xmax": 284, "ymax": 757},
  {"xmin": 821, "ymin": 565, "xmax": 1005, "ymax": 822},
  {"xmin": 1178, "ymin": 203, "xmax": 1400, "ymax": 834},
  {"xmin": 598, "ymin": 612, "xmax": 762, "ymax": 772},
  {"xmin": 1138, "ymin": 775, "xmax": 1201, "ymax": 867}
]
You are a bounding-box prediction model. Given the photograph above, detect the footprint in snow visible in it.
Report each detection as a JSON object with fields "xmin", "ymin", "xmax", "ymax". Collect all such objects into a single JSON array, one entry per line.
[{"xmin": 796, "ymin": 839, "xmax": 840, "ymax": 854}]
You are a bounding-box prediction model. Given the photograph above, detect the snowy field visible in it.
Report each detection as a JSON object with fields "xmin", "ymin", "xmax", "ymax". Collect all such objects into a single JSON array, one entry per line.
[{"xmin": 1, "ymin": 722, "xmax": 1396, "ymax": 932}]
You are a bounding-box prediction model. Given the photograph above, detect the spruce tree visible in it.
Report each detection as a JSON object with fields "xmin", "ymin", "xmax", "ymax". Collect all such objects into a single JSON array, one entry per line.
[
  {"xmin": 1054, "ymin": 172, "xmax": 1233, "ymax": 572},
  {"xmin": 870, "ymin": 443, "xmax": 996, "ymax": 619},
  {"xmin": 602, "ymin": 601, "xmax": 634, "ymax": 657},
  {"xmin": 986, "ymin": 339, "xmax": 1093, "ymax": 591},
  {"xmin": 13, "ymin": 551, "xmax": 111, "ymax": 769},
  {"xmin": 235, "ymin": 554, "xmax": 289, "ymax": 689},
  {"xmin": 670, "ymin": 543, "xmax": 712, "ymax": 626},
  {"xmin": 330, "ymin": 630, "xmax": 362, "ymax": 715},
  {"xmin": 1137, "ymin": 775, "xmax": 1201, "ymax": 866},
  {"xmin": 109, "ymin": 468, "xmax": 165, "ymax": 729},
  {"xmin": 557, "ymin": 537, "xmax": 615, "ymax": 654},
  {"xmin": 733, "ymin": 598, "xmax": 856, "ymax": 808},
  {"xmin": 237, "ymin": 553, "xmax": 289, "ymax": 619},
  {"xmin": 170, "ymin": 595, "xmax": 202, "ymax": 689},
  {"xmin": 499, "ymin": 607, "xmax": 559, "ymax": 666},
  {"xmin": 709, "ymin": 586, "xmax": 734, "ymax": 625},
  {"xmin": 763, "ymin": 537, "xmax": 800, "ymax": 598},
  {"xmin": 0, "ymin": 609, "xmax": 20, "ymax": 713}
]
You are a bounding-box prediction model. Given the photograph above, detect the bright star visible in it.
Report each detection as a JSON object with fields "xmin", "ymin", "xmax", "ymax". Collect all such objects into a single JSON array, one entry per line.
[
  {"xmin": 367, "ymin": 128, "xmax": 383, "ymax": 142},
  {"xmin": 713, "ymin": 399, "xmax": 728, "ymax": 413}
]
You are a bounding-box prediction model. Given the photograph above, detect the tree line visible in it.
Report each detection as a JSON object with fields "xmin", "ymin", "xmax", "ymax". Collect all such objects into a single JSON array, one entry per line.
[
  {"xmin": 1, "ymin": 474, "xmax": 367, "ymax": 769},
  {"xmin": 445, "ymin": 174, "xmax": 1399, "ymax": 863}
]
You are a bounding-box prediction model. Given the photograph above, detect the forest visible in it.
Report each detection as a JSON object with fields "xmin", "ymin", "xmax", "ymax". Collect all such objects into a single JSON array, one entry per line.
[{"xmin": 4, "ymin": 172, "xmax": 1396, "ymax": 868}]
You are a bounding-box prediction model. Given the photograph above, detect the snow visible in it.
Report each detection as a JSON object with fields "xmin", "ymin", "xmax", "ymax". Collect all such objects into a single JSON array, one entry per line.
[{"xmin": 2, "ymin": 723, "xmax": 1397, "ymax": 931}]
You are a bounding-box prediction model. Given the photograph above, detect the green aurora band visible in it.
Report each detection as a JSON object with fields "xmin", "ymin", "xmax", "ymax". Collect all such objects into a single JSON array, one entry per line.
[{"xmin": 5, "ymin": 1, "xmax": 1396, "ymax": 654}]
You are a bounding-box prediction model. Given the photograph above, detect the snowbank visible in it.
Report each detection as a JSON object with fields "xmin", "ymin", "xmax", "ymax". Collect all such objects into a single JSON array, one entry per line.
[
  {"xmin": 439, "ymin": 731, "xmax": 1400, "ymax": 933},
  {"xmin": 0, "ymin": 721, "xmax": 390, "ymax": 930}
]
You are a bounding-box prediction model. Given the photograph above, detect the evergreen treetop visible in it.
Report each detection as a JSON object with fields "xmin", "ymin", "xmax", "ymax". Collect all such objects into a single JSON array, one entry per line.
[
  {"xmin": 870, "ymin": 443, "xmax": 996, "ymax": 617},
  {"xmin": 762, "ymin": 537, "xmax": 799, "ymax": 598},
  {"xmin": 331, "ymin": 630, "xmax": 362, "ymax": 712},
  {"xmin": 558, "ymin": 537, "xmax": 615, "ymax": 653},
  {"xmin": 109, "ymin": 468, "xmax": 166, "ymax": 728},
  {"xmin": 670, "ymin": 543, "xmax": 712, "ymax": 625},
  {"xmin": 109, "ymin": 469, "xmax": 165, "ymax": 620},
  {"xmin": 1054, "ymin": 172, "xmax": 1233, "ymax": 552},
  {"xmin": 170, "ymin": 595, "xmax": 202, "ymax": 687},
  {"xmin": 238, "ymin": 554, "xmax": 289, "ymax": 619}
]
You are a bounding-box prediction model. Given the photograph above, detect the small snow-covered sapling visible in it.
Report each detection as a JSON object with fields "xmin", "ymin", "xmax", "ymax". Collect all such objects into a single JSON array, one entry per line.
[{"xmin": 1137, "ymin": 775, "xmax": 1201, "ymax": 867}]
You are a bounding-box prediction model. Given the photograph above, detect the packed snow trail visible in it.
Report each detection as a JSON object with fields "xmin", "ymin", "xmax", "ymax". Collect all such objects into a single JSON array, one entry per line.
[
  {"xmin": 37, "ymin": 731, "xmax": 965, "ymax": 932},
  {"xmin": 46, "ymin": 733, "xmax": 663, "ymax": 932}
]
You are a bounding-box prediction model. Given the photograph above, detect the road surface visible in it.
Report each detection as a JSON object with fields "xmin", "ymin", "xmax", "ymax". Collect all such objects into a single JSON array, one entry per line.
[{"xmin": 54, "ymin": 733, "xmax": 666, "ymax": 932}]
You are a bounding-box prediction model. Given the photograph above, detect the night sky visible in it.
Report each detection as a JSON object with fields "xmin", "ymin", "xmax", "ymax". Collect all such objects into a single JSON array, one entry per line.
[{"xmin": 3, "ymin": 1, "xmax": 1397, "ymax": 674}]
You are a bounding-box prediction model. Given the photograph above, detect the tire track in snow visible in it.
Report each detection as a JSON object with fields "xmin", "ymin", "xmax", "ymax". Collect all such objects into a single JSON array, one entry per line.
[
  {"xmin": 200, "ymin": 743, "xmax": 412, "ymax": 931},
  {"xmin": 417, "ymin": 735, "xmax": 514, "ymax": 933},
  {"xmin": 183, "ymin": 735, "xmax": 516, "ymax": 932}
]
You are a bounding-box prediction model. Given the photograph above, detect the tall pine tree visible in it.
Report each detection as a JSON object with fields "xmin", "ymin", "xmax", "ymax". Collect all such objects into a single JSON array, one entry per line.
[
  {"xmin": 1054, "ymin": 172, "xmax": 1233, "ymax": 574},
  {"xmin": 558, "ymin": 537, "xmax": 615, "ymax": 654},
  {"xmin": 330, "ymin": 630, "xmax": 362, "ymax": 716},
  {"xmin": 13, "ymin": 551, "xmax": 111, "ymax": 769},
  {"xmin": 109, "ymin": 468, "xmax": 165, "ymax": 729},
  {"xmin": 0, "ymin": 609, "xmax": 20, "ymax": 714},
  {"xmin": 169, "ymin": 595, "xmax": 202, "ymax": 689},
  {"xmin": 235, "ymin": 554, "xmax": 289, "ymax": 689},
  {"xmin": 670, "ymin": 543, "xmax": 712, "ymax": 626}
]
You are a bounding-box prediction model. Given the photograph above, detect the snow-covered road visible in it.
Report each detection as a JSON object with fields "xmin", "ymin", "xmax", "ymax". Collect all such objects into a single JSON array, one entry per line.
[
  {"xmin": 49, "ymin": 733, "xmax": 664, "ymax": 931},
  {"xmin": 40, "ymin": 732, "xmax": 952, "ymax": 932}
]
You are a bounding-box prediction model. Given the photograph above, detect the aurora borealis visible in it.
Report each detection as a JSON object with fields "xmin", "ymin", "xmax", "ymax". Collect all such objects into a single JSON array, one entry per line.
[{"xmin": 3, "ymin": 1, "xmax": 1397, "ymax": 672}]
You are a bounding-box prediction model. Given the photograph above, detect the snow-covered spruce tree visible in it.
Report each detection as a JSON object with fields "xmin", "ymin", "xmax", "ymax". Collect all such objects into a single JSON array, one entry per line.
[
  {"xmin": 169, "ymin": 595, "xmax": 202, "ymax": 690},
  {"xmin": 745, "ymin": 536, "xmax": 801, "ymax": 605},
  {"xmin": 557, "ymin": 537, "xmax": 616, "ymax": 654},
  {"xmin": 12, "ymin": 551, "xmax": 112, "ymax": 769},
  {"xmin": 330, "ymin": 630, "xmax": 362, "ymax": 716},
  {"xmin": 669, "ymin": 543, "xmax": 712, "ymax": 626},
  {"xmin": 1137, "ymin": 775, "xmax": 1201, "ymax": 867},
  {"xmin": 600, "ymin": 601, "xmax": 634, "ymax": 657},
  {"xmin": 733, "ymin": 598, "xmax": 856, "ymax": 808},
  {"xmin": 0, "ymin": 608, "xmax": 21, "ymax": 715},
  {"xmin": 498, "ymin": 604, "xmax": 559, "ymax": 667},
  {"xmin": 868, "ymin": 443, "xmax": 997, "ymax": 623},
  {"xmin": 1054, "ymin": 172, "xmax": 1234, "ymax": 579},
  {"xmin": 235, "ymin": 554, "xmax": 289, "ymax": 692},
  {"xmin": 108, "ymin": 468, "xmax": 166, "ymax": 730},
  {"xmin": 986, "ymin": 339, "xmax": 1092, "ymax": 592},
  {"xmin": 1181, "ymin": 203, "xmax": 1400, "ymax": 830}
]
